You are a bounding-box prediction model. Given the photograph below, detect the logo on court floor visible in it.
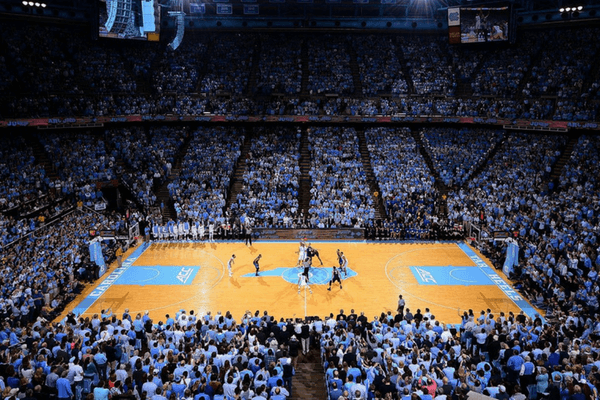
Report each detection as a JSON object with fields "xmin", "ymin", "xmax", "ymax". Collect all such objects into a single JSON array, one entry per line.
[
  {"xmin": 176, "ymin": 267, "xmax": 195, "ymax": 284},
  {"xmin": 409, "ymin": 266, "xmax": 493, "ymax": 286},
  {"xmin": 413, "ymin": 267, "xmax": 438, "ymax": 284}
]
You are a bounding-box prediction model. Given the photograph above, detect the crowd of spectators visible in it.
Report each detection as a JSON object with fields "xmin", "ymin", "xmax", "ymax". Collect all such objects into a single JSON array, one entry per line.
[
  {"xmin": 230, "ymin": 127, "xmax": 301, "ymax": 228},
  {"xmin": 2, "ymin": 24, "xmax": 600, "ymax": 123},
  {"xmin": 307, "ymin": 36, "xmax": 354, "ymax": 95},
  {"xmin": 446, "ymin": 132, "xmax": 567, "ymax": 232},
  {"xmin": 402, "ymin": 36, "xmax": 455, "ymax": 96},
  {"xmin": 38, "ymin": 133, "xmax": 117, "ymax": 202},
  {"xmin": 169, "ymin": 127, "xmax": 244, "ymax": 224},
  {"xmin": 199, "ymin": 34, "xmax": 256, "ymax": 96},
  {"xmin": 524, "ymin": 29, "xmax": 600, "ymax": 100},
  {"xmin": 420, "ymin": 128, "xmax": 505, "ymax": 187},
  {"xmin": 0, "ymin": 209, "xmax": 123, "ymax": 324},
  {"xmin": 353, "ymin": 35, "xmax": 408, "ymax": 97},
  {"xmin": 0, "ymin": 137, "xmax": 47, "ymax": 211},
  {"xmin": 153, "ymin": 36, "xmax": 206, "ymax": 94},
  {"xmin": 365, "ymin": 127, "xmax": 437, "ymax": 234},
  {"xmin": 470, "ymin": 33, "xmax": 544, "ymax": 98},
  {"xmin": 106, "ymin": 126, "xmax": 187, "ymax": 210},
  {"xmin": 307, "ymin": 126, "xmax": 375, "ymax": 228},
  {"xmin": 255, "ymin": 34, "xmax": 303, "ymax": 96}
]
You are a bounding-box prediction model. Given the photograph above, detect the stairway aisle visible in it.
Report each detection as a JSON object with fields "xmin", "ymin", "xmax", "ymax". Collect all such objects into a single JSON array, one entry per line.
[
  {"xmin": 155, "ymin": 132, "xmax": 193, "ymax": 223},
  {"xmin": 224, "ymin": 133, "xmax": 254, "ymax": 213},
  {"xmin": 298, "ymin": 128, "xmax": 312, "ymax": 217},
  {"xmin": 288, "ymin": 348, "xmax": 327, "ymax": 400},
  {"xmin": 355, "ymin": 128, "xmax": 385, "ymax": 220}
]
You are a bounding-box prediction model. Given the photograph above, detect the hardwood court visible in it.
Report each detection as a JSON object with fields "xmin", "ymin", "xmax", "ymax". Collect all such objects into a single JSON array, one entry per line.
[{"xmin": 64, "ymin": 241, "xmax": 533, "ymax": 325}]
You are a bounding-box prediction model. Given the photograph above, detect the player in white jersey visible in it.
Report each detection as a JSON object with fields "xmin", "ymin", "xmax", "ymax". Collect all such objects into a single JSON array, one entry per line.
[
  {"xmin": 340, "ymin": 252, "xmax": 348, "ymax": 277},
  {"xmin": 178, "ymin": 221, "xmax": 185, "ymax": 240},
  {"xmin": 228, "ymin": 254, "xmax": 236, "ymax": 277},
  {"xmin": 297, "ymin": 242, "xmax": 307, "ymax": 266},
  {"xmin": 171, "ymin": 223, "xmax": 178, "ymax": 240},
  {"xmin": 199, "ymin": 222, "xmax": 205, "ymax": 241},
  {"xmin": 191, "ymin": 222, "xmax": 198, "ymax": 240},
  {"xmin": 298, "ymin": 270, "xmax": 312, "ymax": 294},
  {"xmin": 208, "ymin": 222, "xmax": 215, "ymax": 242}
]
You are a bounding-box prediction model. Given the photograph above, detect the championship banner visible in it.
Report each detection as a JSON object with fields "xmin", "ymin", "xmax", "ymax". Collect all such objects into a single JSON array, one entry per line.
[
  {"xmin": 216, "ymin": 3, "xmax": 232, "ymax": 13},
  {"xmin": 353, "ymin": 0, "xmax": 369, "ymax": 4},
  {"xmin": 244, "ymin": 4, "xmax": 259, "ymax": 13},
  {"xmin": 381, "ymin": 0, "xmax": 396, "ymax": 4},
  {"xmin": 241, "ymin": 0, "xmax": 256, "ymax": 3},
  {"xmin": 297, "ymin": 0, "xmax": 313, "ymax": 3},
  {"xmin": 448, "ymin": 7, "xmax": 460, "ymax": 26},
  {"xmin": 269, "ymin": 0, "xmax": 285, "ymax": 4}
]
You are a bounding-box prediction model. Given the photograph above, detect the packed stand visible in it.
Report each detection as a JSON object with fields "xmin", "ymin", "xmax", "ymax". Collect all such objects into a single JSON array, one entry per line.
[
  {"xmin": 352, "ymin": 35, "xmax": 408, "ymax": 97},
  {"xmin": 71, "ymin": 44, "xmax": 137, "ymax": 94},
  {"xmin": 524, "ymin": 28, "xmax": 600, "ymax": 100},
  {"xmin": 231, "ymin": 127, "xmax": 301, "ymax": 227},
  {"xmin": 107, "ymin": 126, "xmax": 187, "ymax": 210},
  {"xmin": 0, "ymin": 136, "xmax": 47, "ymax": 211},
  {"xmin": 153, "ymin": 36, "xmax": 207, "ymax": 94},
  {"xmin": 0, "ymin": 307, "xmax": 314, "ymax": 400},
  {"xmin": 470, "ymin": 33, "xmax": 544, "ymax": 98},
  {"xmin": 365, "ymin": 127, "xmax": 437, "ymax": 238},
  {"xmin": 169, "ymin": 127, "xmax": 244, "ymax": 223},
  {"xmin": 0, "ymin": 23, "xmax": 81, "ymax": 95},
  {"xmin": 307, "ymin": 126, "xmax": 375, "ymax": 228},
  {"xmin": 38, "ymin": 133, "xmax": 116, "ymax": 203},
  {"xmin": 199, "ymin": 34, "xmax": 256, "ymax": 95},
  {"xmin": 446, "ymin": 132, "xmax": 567, "ymax": 232},
  {"xmin": 401, "ymin": 35, "xmax": 456, "ymax": 96},
  {"xmin": 0, "ymin": 209, "xmax": 124, "ymax": 325},
  {"xmin": 319, "ymin": 305, "xmax": 600, "ymax": 400},
  {"xmin": 307, "ymin": 36, "xmax": 354, "ymax": 95},
  {"xmin": 255, "ymin": 34, "xmax": 303, "ymax": 95},
  {"xmin": 420, "ymin": 128, "xmax": 505, "ymax": 187}
]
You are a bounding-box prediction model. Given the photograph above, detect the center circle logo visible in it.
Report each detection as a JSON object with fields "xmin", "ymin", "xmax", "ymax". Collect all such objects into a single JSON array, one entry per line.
[{"xmin": 282, "ymin": 267, "xmax": 331, "ymax": 285}]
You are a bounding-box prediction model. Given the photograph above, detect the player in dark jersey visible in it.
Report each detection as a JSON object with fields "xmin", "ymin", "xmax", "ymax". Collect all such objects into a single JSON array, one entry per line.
[
  {"xmin": 306, "ymin": 243, "xmax": 323, "ymax": 265},
  {"xmin": 254, "ymin": 254, "xmax": 262, "ymax": 276},
  {"xmin": 328, "ymin": 266, "xmax": 342, "ymax": 291}
]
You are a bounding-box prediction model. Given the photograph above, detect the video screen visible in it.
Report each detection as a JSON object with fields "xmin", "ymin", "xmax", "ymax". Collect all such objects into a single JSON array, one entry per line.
[
  {"xmin": 99, "ymin": 0, "xmax": 160, "ymax": 41},
  {"xmin": 460, "ymin": 7, "xmax": 509, "ymax": 43}
]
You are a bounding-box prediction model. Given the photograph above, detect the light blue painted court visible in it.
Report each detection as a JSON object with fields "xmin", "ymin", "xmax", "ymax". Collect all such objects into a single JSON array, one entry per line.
[
  {"xmin": 410, "ymin": 266, "xmax": 493, "ymax": 286},
  {"xmin": 241, "ymin": 266, "xmax": 357, "ymax": 285},
  {"xmin": 113, "ymin": 266, "xmax": 200, "ymax": 286}
]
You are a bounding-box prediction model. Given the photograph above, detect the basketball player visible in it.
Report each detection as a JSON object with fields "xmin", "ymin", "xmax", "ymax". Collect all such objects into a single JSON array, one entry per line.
[
  {"xmin": 171, "ymin": 222, "xmax": 178, "ymax": 240},
  {"xmin": 254, "ymin": 254, "xmax": 262, "ymax": 276},
  {"xmin": 297, "ymin": 242, "xmax": 307, "ymax": 266},
  {"xmin": 208, "ymin": 221, "xmax": 214, "ymax": 242},
  {"xmin": 228, "ymin": 254, "xmax": 236, "ymax": 277},
  {"xmin": 328, "ymin": 266, "xmax": 342, "ymax": 291},
  {"xmin": 298, "ymin": 269, "xmax": 312, "ymax": 294},
  {"xmin": 340, "ymin": 252, "xmax": 348, "ymax": 277},
  {"xmin": 307, "ymin": 243, "xmax": 323, "ymax": 265},
  {"xmin": 191, "ymin": 221, "xmax": 198, "ymax": 240},
  {"xmin": 199, "ymin": 221, "xmax": 205, "ymax": 242}
]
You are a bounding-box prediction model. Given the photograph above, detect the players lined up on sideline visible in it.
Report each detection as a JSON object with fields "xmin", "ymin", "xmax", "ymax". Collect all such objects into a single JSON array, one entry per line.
[{"xmin": 149, "ymin": 220, "xmax": 254, "ymax": 244}]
